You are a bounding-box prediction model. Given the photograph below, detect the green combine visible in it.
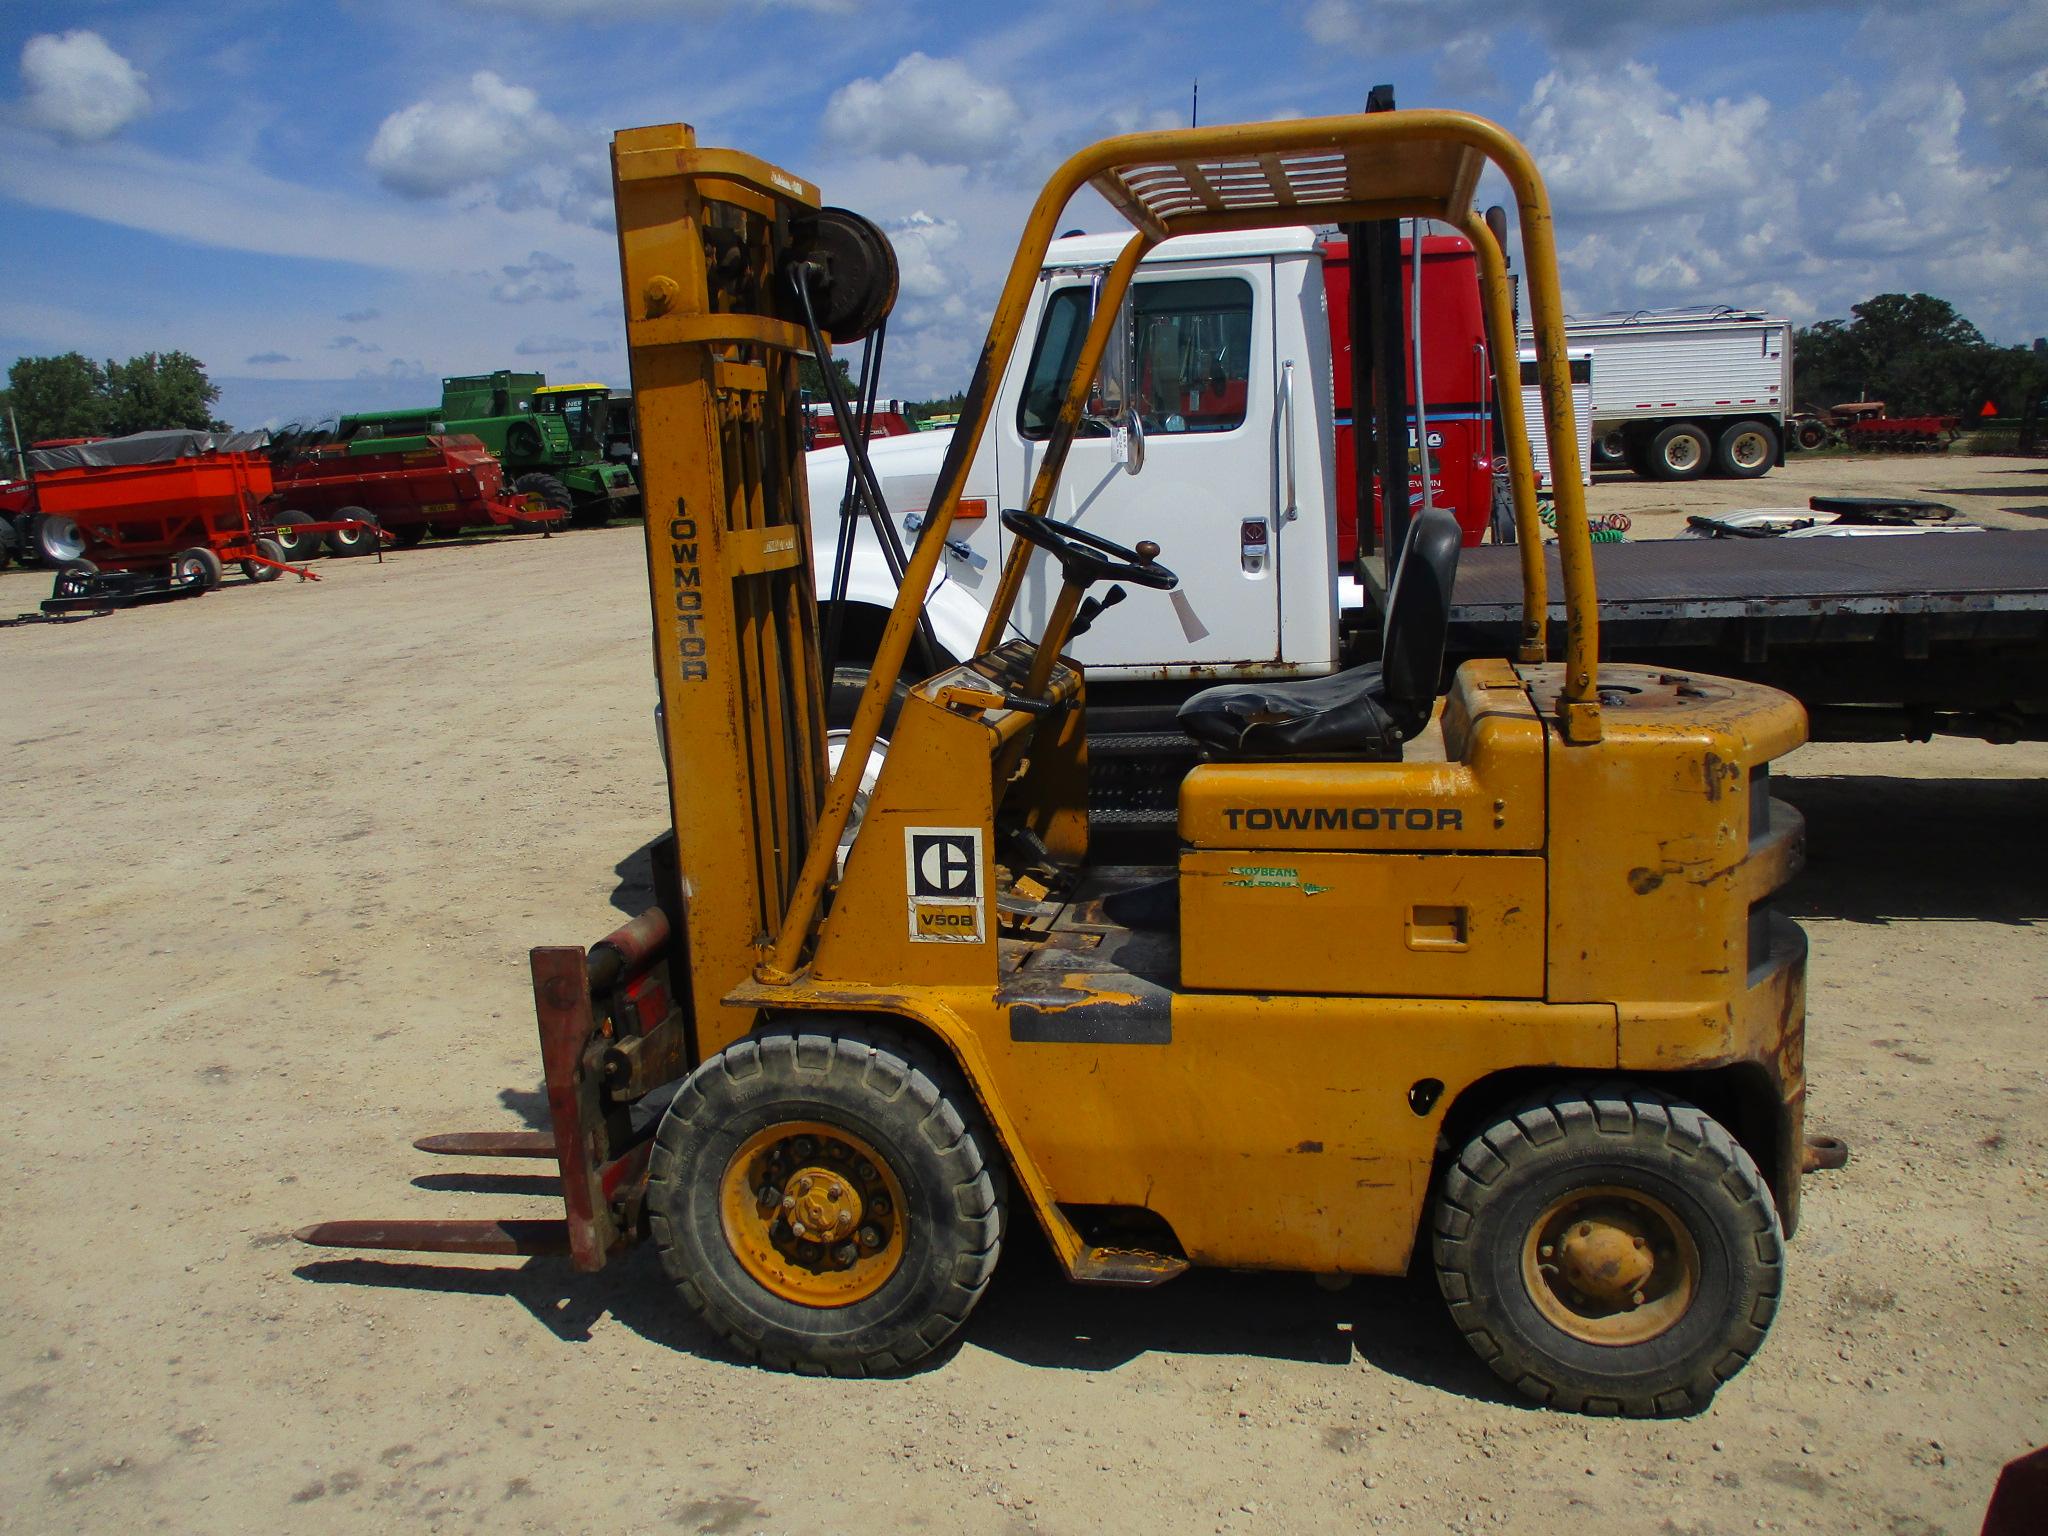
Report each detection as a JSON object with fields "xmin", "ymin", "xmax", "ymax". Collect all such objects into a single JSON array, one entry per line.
[{"xmin": 338, "ymin": 371, "xmax": 640, "ymax": 525}]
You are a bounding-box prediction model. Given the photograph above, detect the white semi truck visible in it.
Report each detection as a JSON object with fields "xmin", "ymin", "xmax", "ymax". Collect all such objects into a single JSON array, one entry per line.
[
  {"xmin": 1538, "ymin": 306, "xmax": 1792, "ymax": 481},
  {"xmin": 806, "ymin": 236, "xmax": 2047, "ymax": 817}
]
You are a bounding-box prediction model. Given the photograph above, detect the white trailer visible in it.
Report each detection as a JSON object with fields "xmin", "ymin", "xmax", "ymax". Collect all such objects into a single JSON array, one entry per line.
[
  {"xmin": 1526, "ymin": 307, "xmax": 1791, "ymax": 482},
  {"xmin": 1517, "ymin": 347, "xmax": 1592, "ymax": 491}
]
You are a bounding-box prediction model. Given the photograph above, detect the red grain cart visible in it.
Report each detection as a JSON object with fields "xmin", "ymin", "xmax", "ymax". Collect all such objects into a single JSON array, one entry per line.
[
  {"xmin": 269, "ymin": 433, "xmax": 564, "ymax": 557},
  {"xmin": 24, "ymin": 430, "xmax": 350, "ymax": 590}
]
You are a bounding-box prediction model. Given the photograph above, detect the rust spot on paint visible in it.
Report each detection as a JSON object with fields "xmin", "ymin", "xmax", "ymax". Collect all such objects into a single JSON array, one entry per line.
[
  {"xmin": 1292, "ymin": 1139, "xmax": 1324, "ymax": 1154},
  {"xmin": 1628, "ymin": 867, "xmax": 1663, "ymax": 894}
]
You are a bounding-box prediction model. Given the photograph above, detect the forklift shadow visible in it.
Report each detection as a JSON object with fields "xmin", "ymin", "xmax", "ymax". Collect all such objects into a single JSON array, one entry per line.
[
  {"xmin": 959, "ymin": 1230, "xmax": 1529, "ymax": 1408},
  {"xmin": 1774, "ymin": 773, "xmax": 2048, "ymax": 924},
  {"xmin": 290, "ymin": 1240, "xmax": 1528, "ymax": 1406},
  {"xmin": 610, "ymin": 840, "xmax": 661, "ymax": 919}
]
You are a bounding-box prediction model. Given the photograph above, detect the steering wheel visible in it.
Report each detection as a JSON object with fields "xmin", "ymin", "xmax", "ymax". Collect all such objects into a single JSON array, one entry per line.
[{"xmin": 999, "ymin": 508, "xmax": 1177, "ymax": 591}]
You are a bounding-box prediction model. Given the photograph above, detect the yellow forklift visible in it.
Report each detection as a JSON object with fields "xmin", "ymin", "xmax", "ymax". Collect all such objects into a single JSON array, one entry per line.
[{"xmin": 302, "ymin": 109, "xmax": 1835, "ymax": 1416}]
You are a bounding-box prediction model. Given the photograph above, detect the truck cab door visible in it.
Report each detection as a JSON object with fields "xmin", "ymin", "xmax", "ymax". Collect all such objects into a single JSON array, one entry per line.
[{"xmin": 994, "ymin": 261, "xmax": 1291, "ymax": 678}]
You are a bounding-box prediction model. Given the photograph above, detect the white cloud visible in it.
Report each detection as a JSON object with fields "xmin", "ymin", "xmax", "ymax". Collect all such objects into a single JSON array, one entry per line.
[
  {"xmin": 824, "ymin": 53, "xmax": 1021, "ymax": 165},
  {"xmin": 367, "ymin": 72, "xmax": 571, "ymax": 198},
  {"xmin": 1522, "ymin": 63, "xmax": 1771, "ymax": 217},
  {"xmin": 18, "ymin": 30, "xmax": 150, "ymax": 144},
  {"xmin": 492, "ymin": 250, "xmax": 581, "ymax": 304}
]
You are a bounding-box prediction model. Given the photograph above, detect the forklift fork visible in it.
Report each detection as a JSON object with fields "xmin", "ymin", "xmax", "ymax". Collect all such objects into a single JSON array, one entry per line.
[{"xmin": 296, "ymin": 905, "xmax": 688, "ymax": 1273}]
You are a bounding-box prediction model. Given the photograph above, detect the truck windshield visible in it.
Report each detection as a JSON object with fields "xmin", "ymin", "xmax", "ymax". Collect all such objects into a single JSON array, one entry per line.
[{"xmin": 1018, "ymin": 276, "xmax": 1254, "ymax": 440}]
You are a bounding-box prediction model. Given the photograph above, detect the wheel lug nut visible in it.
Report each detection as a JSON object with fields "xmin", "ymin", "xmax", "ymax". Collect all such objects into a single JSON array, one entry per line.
[
  {"xmin": 791, "ymin": 1219, "xmax": 806, "ymax": 1237},
  {"xmin": 836, "ymin": 1244, "xmax": 857, "ymax": 1264},
  {"xmin": 1630, "ymin": 1290, "xmax": 1645, "ymax": 1307},
  {"xmin": 781, "ymin": 1194, "xmax": 795, "ymax": 1211},
  {"xmin": 828, "ymin": 1183, "xmax": 844, "ymax": 1200},
  {"xmin": 837, "ymin": 1210, "xmax": 853, "ymax": 1229},
  {"xmin": 871, "ymin": 1197, "xmax": 890, "ymax": 1216},
  {"xmin": 798, "ymin": 1176, "xmax": 813, "ymax": 1195},
  {"xmin": 1540, "ymin": 1244, "xmax": 1554, "ymax": 1259},
  {"xmin": 760, "ymin": 1186, "xmax": 779, "ymax": 1204},
  {"xmin": 858, "ymin": 1226, "xmax": 881, "ymax": 1248},
  {"xmin": 859, "ymin": 1163, "xmax": 876, "ymax": 1180},
  {"xmin": 793, "ymin": 1138, "xmax": 814, "ymax": 1158}
]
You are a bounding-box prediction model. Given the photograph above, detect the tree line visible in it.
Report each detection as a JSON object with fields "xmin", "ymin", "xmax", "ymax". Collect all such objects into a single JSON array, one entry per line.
[
  {"xmin": 1, "ymin": 351, "xmax": 226, "ymax": 449},
  {"xmin": 1794, "ymin": 293, "xmax": 2046, "ymax": 420}
]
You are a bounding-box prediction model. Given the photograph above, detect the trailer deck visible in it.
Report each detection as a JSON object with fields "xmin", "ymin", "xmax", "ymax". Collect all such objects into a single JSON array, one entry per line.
[{"xmin": 1428, "ymin": 531, "xmax": 2048, "ymax": 741}]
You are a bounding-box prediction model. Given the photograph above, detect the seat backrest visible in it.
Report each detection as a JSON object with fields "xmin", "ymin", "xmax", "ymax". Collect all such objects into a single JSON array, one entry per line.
[{"xmin": 1378, "ymin": 505, "xmax": 1463, "ymax": 735}]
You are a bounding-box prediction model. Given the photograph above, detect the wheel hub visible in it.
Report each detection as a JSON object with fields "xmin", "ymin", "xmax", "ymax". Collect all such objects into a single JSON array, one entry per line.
[
  {"xmin": 1522, "ymin": 1186, "xmax": 1699, "ymax": 1346},
  {"xmin": 1553, "ymin": 1213, "xmax": 1656, "ymax": 1304},
  {"xmin": 719, "ymin": 1120, "xmax": 904, "ymax": 1306}
]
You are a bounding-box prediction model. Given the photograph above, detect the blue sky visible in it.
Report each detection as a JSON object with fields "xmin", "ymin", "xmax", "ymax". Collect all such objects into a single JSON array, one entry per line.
[{"xmin": 3, "ymin": 0, "xmax": 2042, "ymax": 430}]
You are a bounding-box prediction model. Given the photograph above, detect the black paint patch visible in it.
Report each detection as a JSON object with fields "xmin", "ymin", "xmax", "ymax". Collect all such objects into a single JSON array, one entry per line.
[{"xmin": 1009, "ymin": 980, "xmax": 1172, "ymax": 1045}]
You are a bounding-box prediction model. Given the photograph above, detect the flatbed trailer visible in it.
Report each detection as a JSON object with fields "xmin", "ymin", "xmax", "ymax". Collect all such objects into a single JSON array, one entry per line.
[{"xmin": 1387, "ymin": 530, "xmax": 2048, "ymax": 742}]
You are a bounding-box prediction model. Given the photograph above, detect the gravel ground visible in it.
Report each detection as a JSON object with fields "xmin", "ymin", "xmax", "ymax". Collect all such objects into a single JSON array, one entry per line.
[{"xmin": 2, "ymin": 453, "xmax": 2043, "ymax": 1534}]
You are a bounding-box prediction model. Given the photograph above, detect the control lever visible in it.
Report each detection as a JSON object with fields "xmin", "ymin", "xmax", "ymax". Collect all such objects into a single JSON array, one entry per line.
[{"xmin": 1068, "ymin": 583, "xmax": 1127, "ymax": 639}]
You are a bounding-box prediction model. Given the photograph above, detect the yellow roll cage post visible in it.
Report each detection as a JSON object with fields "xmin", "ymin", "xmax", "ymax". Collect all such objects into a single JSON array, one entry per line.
[{"xmin": 771, "ymin": 109, "xmax": 1596, "ymax": 981}]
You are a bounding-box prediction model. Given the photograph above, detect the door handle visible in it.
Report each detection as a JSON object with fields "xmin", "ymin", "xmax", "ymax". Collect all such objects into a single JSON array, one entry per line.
[
  {"xmin": 903, "ymin": 512, "xmax": 988, "ymax": 570},
  {"xmin": 1278, "ymin": 360, "xmax": 1298, "ymax": 524}
]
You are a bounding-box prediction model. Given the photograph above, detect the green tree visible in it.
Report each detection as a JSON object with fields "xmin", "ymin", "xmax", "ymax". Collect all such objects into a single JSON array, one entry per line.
[
  {"xmin": 5, "ymin": 352, "xmax": 109, "ymax": 442},
  {"xmin": 797, "ymin": 354, "xmax": 855, "ymax": 397},
  {"xmin": 1793, "ymin": 293, "xmax": 2006, "ymax": 416},
  {"xmin": 103, "ymin": 350, "xmax": 225, "ymax": 435}
]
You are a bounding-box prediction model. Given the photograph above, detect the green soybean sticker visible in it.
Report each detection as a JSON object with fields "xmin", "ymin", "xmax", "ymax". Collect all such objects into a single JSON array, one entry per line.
[{"xmin": 1225, "ymin": 865, "xmax": 1329, "ymax": 896}]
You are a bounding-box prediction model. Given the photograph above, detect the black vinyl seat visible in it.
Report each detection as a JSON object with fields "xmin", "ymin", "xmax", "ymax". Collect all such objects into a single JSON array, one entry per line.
[{"xmin": 1177, "ymin": 506, "xmax": 1463, "ymax": 761}]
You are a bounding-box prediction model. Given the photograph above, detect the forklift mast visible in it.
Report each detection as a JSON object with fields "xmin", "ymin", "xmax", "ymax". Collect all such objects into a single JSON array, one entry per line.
[{"xmin": 614, "ymin": 125, "xmax": 832, "ymax": 1030}]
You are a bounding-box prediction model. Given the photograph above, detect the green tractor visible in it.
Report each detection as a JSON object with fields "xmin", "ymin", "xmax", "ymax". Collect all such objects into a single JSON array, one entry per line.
[{"xmin": 339, "ymin": 370, "xmax": 640, "ymax": 525}]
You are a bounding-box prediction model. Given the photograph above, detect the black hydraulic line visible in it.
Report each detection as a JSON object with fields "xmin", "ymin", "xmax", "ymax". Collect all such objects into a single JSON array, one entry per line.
[
  {"xmin": 791, "ymin": 266, "xmax": 941, "ymax": 676},
  {"xmin": 820, "ymin": 325, "xmax": 879, "ymax": 679}
]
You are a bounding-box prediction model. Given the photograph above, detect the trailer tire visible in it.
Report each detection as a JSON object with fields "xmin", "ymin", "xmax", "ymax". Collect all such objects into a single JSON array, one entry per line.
[
  {"xmin": 242, "ymin": 537, "xmax": 286, "ymax": 582},
  {"xmin": 33, "ymin": 513, "xmax": 88, "ymax": 565},
  {"xmin": 647, "ymin": 1025, "xmax": 1006, "ymax": 1377},
  {"xmin": 1592, "ymin": 429, "xmax": 1627, "ymax": 467},
  {"xmin": 326, "ymin": 508, "xmax": 380, "ymax": 557},
  {"xmin": 270, "ymin": 510, "xmax": 319, "ymax": 561},
  {"xmin": 173, "ymin": 545, "xmax": 224, "ymax": 590},
  {"xmin": 1433, "ymin": 1083, "xmax": 1782, "ymax": 1418},
  {"xmin": 52, "ymin": 559, "xmax": 98, "ymax": 599},
  {"xmin": 1715, "ymin": 420, "xmax": 1776, "ymax": 479},
  {"xmin": 389, "ymin": 524, "xmax": 428, "ymax": 549},
  {"xmin": 1645, "ymin": 423, "xmax": 1710, "ymax": 481}
]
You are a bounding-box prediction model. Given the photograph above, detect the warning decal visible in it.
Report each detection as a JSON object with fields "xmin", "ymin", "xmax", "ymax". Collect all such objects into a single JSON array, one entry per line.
[{"xmin": 905, "ymin": 827, "xmax": 984, "ymax": 943}]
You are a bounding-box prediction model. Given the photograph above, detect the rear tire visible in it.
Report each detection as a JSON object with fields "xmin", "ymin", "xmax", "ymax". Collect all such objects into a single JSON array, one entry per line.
[
  {"xmin": 1715, "ymin": 420, "xmax": 1776, "ymax": 479},
  {"xmin": 242, "ymin": 536, "xmax": 286, "ymax": 582},
  {"xmin": 389, "ymin": 524, "xmax": 428, "ymax": 549},
  {"xmin": 1646, "ymin": 423, "xmax": 1711, "ymax": 481},
  {"xmin": 325, "ymin": 507, "xmax": 380, "ymax": 556},
  {"xmin": 173, "ymin": 545, "xmax": 225, "ymax": 590},
  {"xmin": 647, "ymin": 1025, "xmax": 1005, "ymax": 1377},
  {"xmin": 1592, "ymin": 429, "xmax": 1627, "ymax": 467},
  {"xmin": 1793, "ymin": 419, "xmax": 1828, "ymax": 452},
  {"xmin": 270, "ymin": 510, "xmax": 319, "ymax": 562},
  {"xmin": 1433, "ymin": 1084, "xmax": 1782, "ymax": 1417}
]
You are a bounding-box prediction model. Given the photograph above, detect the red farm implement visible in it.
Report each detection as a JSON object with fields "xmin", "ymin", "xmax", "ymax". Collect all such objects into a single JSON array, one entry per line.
[
  {"xmin": 270, "ymin": 433, "xmax": 564, "ymax": 556},
  {"xmin": 26, "ymin": 431, "xmax": 377, "ymax": 607},
  {"xmin": 1841, "ymin": 412, "xmax": 1961, "ymax": 452}
]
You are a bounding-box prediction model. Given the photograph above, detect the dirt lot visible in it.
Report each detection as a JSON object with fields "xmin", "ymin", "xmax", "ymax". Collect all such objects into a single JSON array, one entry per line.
[{"xmin": 2, "ymin": 454, "xmax": 2043, "ymax": 1535}]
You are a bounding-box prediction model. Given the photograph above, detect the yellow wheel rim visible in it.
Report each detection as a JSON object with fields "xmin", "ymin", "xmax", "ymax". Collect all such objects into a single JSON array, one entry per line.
[
  {"xmin": 1520, "ymin": 1185, "xmax": 1699, "ymax": 1346},
  {"xmin": 719, "ymin": 1120, "xmax": 906, "ymax": 1307}
]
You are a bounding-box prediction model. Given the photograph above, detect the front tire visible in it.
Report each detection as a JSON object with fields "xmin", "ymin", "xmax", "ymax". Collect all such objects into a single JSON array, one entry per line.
[
  {"xmin": 1646, "ymin": 423, "xmax": 1711, "ymax": 481},
  {"xmin": 647, "ymin": 1026, "xmax": 1005, "ymax": 1377},
  {"xmin": 242, "ymin": 536, "xmax": 286, "ymax": 582},
  {"xmin": 173, "ymin": 545, "xmax": 225, "ymax": 589},
  {"xmin": 1433, "ymin": 1085, "xmax": 1782, "ymax": 1417}
]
